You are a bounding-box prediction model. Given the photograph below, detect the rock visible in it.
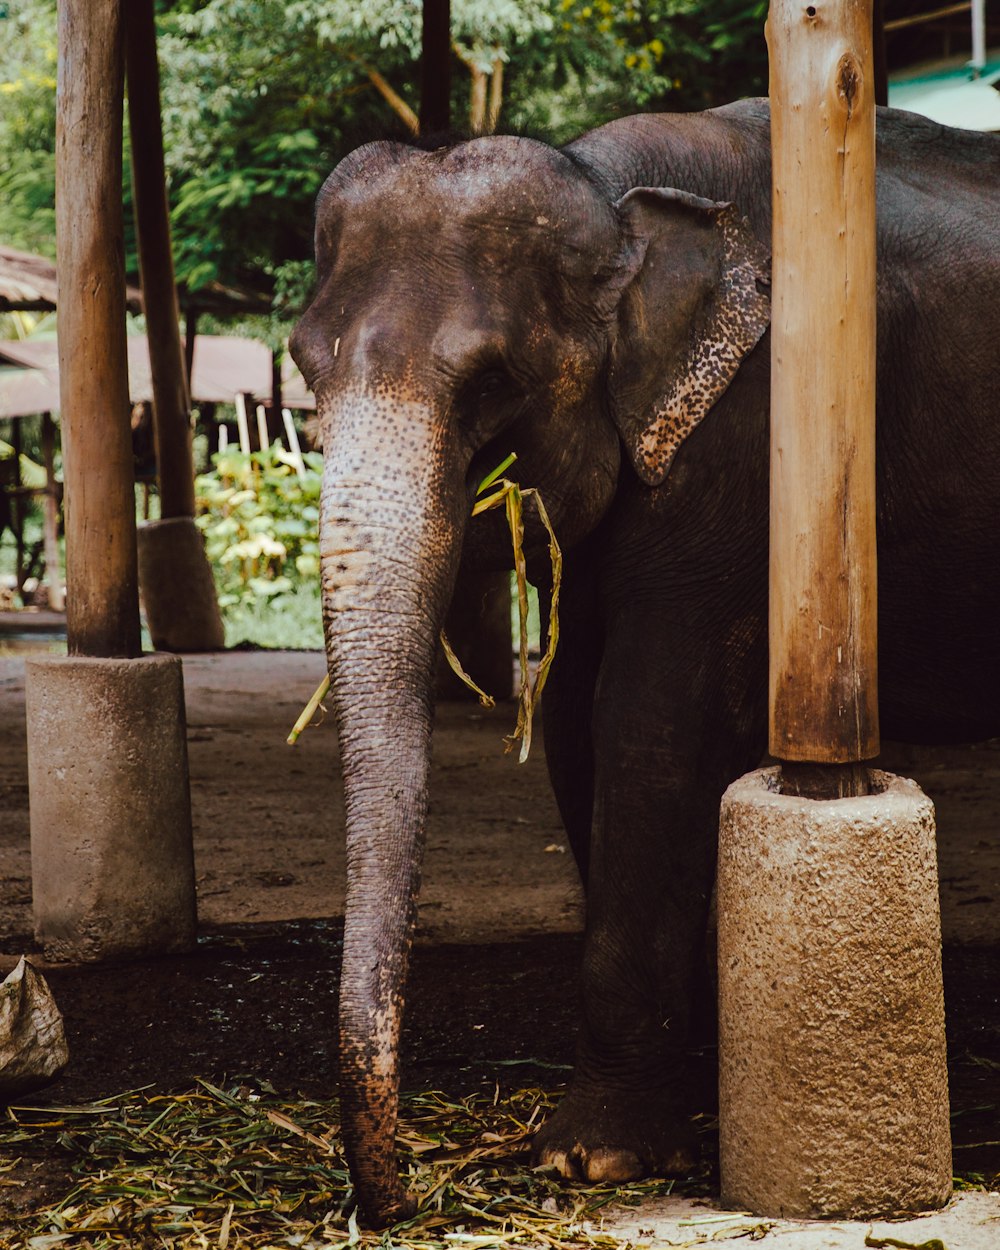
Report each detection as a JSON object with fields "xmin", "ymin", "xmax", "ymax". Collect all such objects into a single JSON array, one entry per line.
[{"xmin": 0, "ymin": 957, "xmax": 69, "ymax": 1101}]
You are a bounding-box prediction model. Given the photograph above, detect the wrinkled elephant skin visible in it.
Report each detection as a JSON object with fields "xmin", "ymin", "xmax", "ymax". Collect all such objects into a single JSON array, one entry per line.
[{"xmin": 289, "ymin": 100, "xmax": 1000, "ymax": 1225}]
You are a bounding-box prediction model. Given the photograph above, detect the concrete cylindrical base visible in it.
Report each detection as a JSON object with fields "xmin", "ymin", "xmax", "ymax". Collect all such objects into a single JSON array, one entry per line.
[
  {"xmin": 26, "ymin": 654, "xmax": 198, "ymax": 962},
  {"xmin": 137, "ymin": 516, "xmax": 225, "ymax": 652},
  {"xmin": 718, "ymin": 767, "xmax": 951, "ymax": 1219}
]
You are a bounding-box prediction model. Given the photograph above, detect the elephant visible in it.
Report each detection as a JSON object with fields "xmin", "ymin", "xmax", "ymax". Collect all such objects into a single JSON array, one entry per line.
[{"xmin": 289, "ymin": 97, "xmax": 1000, "ymax": 1226}]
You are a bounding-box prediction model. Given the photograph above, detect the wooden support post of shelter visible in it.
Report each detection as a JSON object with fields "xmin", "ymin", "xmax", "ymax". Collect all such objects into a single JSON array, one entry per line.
[
  {"xmin": 768, "ymin": 0, "xmax": 879, "ymax": 794},
  {"xmin": 55, "ymin": 0, "xmax": 140, "ymax": 660},
  {"xmin": 420, "ymin": 0, "xmax": 451, "ymax": 134},
  {"xmin": 39, "ymin": 413, "xmax": 62, "ymax": 613},
  {"xmin": 419, "ymin": 0, "xmax": 512, "ymax": 702},
  {"xmin": 715, "ymin": 0, "xmax": 951, "ymax": 1217},
  {"xmin": 25, "ymin": 0, "xmax": 197, "ymax": 963},
  {"xmin": 10, "ymin": 420, "xmax": 23, "ymax": 598},
  {"xmin": 126, "ymin": 0, "xmax": 224, "ymax": 652}
]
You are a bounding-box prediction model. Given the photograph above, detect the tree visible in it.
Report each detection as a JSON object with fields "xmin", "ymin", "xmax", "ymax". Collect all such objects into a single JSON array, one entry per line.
[
  {"xmin": 0, "ymin": 0, "xmax": 57, "ymax": 255},
  {"xmin": 291, "ymin": 0, "xmax": 556, "ymax": 134},
  {"xmin": 0, "ymin": 0, "xmax": 770, "ymax": 302}
]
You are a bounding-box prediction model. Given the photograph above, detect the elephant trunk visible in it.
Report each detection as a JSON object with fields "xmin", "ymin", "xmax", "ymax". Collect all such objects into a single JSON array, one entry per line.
[{"xmin": 319, "ymin": 387, "xmax": 466, "ymax": 1225}]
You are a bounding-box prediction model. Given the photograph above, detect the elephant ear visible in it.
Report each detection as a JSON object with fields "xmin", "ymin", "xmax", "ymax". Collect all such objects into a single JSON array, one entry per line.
[{"xmin": 608, "ymin": 186, "xmax": 771, "ymax": 486}]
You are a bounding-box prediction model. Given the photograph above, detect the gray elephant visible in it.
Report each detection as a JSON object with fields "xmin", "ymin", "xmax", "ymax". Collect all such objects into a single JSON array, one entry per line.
[{"xmin": 289, "ymin": 98, "xmax": 1000, "ymax": 1226}]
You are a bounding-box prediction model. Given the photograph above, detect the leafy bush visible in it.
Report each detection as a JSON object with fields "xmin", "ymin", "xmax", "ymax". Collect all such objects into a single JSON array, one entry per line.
[{"xmin": 195, "ymin": 444, "xmax": 324, "ymax": 647}]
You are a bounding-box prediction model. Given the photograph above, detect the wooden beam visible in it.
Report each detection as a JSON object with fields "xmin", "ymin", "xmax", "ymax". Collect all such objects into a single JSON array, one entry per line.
[
  {"xmin": 56, "ymin": 0, "xmax": 141, "ymax": 658},
  {"xmin": 767, "ymin": 0, "xmax": 879, "ymax": 768},
  {"xmin": 11, "ymin": 420, "xmax": 24, "ymax": 597},
  {"xmin": 125, "ymin": 0, "xmax": 196, "ymax": 520},
  {"xmin": 883, "ymin": 1, "xmax": 970, "ymax": 31}
]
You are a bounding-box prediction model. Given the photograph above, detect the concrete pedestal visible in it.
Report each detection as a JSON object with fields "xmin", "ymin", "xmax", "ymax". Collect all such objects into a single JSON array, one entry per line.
[
  {"xmin": 718, "ymin": 767, "xmax": 951, "ymax": 1219},
  {"xmin": 26, "ymin": 654, "xmax": 197, "ymax": 962},
  {"xmin": 137, "ymin": 516, "xmax": 225, "ymax": 652}
]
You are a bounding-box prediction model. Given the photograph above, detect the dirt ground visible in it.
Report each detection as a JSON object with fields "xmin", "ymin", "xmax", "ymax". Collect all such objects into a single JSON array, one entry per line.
[{"xmin": 0, "ymin": 645, "xmax": 998, "ymax": 1243}]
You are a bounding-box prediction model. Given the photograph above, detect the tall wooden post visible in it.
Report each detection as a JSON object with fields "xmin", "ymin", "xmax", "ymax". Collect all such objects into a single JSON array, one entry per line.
[
  {"xmin": 55, "ymin": 0, "xmax": 141, "ymax": 658},
  {"xmin": 40, "ymin": 413, "xmax": 63, "ymax": 613},
  {"xmin": 767, "ymin": 0, "xmax": 879, "ymax": 786},
  {"xmin": 35, "ymin": 0, "xmax": 198, "ymax": 962},
  {"xmin": 11, "ymin": 420, "xmax": 24, "ymax": 599},
  {"xmin": 125, "ymin": 0, "xmax": 195, "ymax": 521},
  {"xmin": 717, "ymin": 0, "xmax": 951, "ymax": 1217},
  {"xmin": 420, "ymin": 0, "xmax": 451, "ymax": 133},
  {"xmin": 124, "ymin": 0, "xmax": 223, "ymax": 652}
]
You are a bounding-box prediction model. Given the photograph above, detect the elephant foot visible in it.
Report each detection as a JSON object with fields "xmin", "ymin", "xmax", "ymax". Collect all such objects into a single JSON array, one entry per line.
[{"xmin": 531, "ymin": 1084, "xmax": 698, "ymax": 1183}]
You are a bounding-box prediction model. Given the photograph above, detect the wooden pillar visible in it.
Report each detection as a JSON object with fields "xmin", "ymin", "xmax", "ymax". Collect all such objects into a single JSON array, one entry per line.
[
  {"xmin": 767, "ymin": 0, "xmax": 879, "ymax": 788},
  {"xmin": 271, "ymin": 349, "xmax": 283, "ymax": 417},
  {"xmin": 420, "ymin": 0, "xmax": 451, "ymax": 133},
  {"xmin": 40, "ymin": 414, "xmax": 63, "ymax": 613},
  {"xmin": 183, "ymin": 307, "xmax": 198, "ymax": 395},
  {"xmin": 11, "ymin": 420, "xmax": 24, "ymax": 598},
  {"xmin": 56, "ymin": 0, "xmax": 141, "ymax": 658},
  {"xmin": 125, "ymin": 0, "xmax": 196, "ymax": 520}
]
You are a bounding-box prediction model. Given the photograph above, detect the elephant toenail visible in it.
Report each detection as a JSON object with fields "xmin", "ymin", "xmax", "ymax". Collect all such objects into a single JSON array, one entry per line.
[{"xmin": 583, "ymin": 1148, "xmax": 644, "ymax": 1183}]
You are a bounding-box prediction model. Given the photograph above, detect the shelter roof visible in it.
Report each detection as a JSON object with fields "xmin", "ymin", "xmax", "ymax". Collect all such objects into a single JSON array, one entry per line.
[
  {"xmin": 0, "ymin": 244, "xmax": 271, "ymax": 317},
  {"xmin": 0, "ymin": 335, "xmax": 313, "ymax": 417},
  {"xmin": 0, "ymin": 245, "xmax": 143, "ymax": 314}
]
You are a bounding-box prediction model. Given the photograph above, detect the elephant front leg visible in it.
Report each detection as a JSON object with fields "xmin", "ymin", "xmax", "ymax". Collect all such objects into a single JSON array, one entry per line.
[{"xmin": 533, "ymin": 637, "xmax": 764, "ymax": 1183}]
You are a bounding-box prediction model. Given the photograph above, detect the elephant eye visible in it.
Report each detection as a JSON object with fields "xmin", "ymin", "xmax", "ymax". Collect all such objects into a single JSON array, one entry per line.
[{"xmin": 476, "ymin": 369, "xmax": 508, "ymax": 400}]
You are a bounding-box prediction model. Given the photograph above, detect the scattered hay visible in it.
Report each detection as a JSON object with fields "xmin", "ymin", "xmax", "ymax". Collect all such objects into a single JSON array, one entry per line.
[{"xmin": 3, "ymin": 1084, "xmax": 707, "ymax": 1250}]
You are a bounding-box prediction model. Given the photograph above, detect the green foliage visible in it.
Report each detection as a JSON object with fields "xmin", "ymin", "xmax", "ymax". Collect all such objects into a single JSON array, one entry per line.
[
  {"xmin": 0, "ymin": 0, "xmax": 57, "ymax": 254},
  {"xmin": 556, "ymin": 0, "xmax": 768, "ymax": 110},
  {"xmin": 217, "ymin": 581, "xmax": 324, "ymax": 649},
  {"xmin": 0, "ymin": 0, "xmax": 769, "ymax": 312},
  {"xmin": 195, "ymin": 443, "xmax": 323, "ymax": 633}
]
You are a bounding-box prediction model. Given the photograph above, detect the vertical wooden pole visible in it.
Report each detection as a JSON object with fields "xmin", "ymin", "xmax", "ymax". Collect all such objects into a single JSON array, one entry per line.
[
  {"xmin": 40, "ymin": 413, "xmax": 64, "ymax": 613},
  {"xmin": 56, "ymin": 0, "xmax": 141, "ymax": 658},
  {"xmin": 767, "ymin": 0, "xmax": 879, "ymax": 779},
  {"xmin": 271, "ymin": 348, "xmax": 284, "ymax": 422},
  {"xmin": 419, "ymin": 0, "xmax": 451, "ymax": 134},
  {"xmin": 125, "ymin": 0, "xmax": 196, "ymax": 520},
  {"xmin": 11, "ymin": 420, "xmax": 24, "ymax": 598},
  {"xmin": 183, "ymin": 308, "xmax": 198, "ymax": 395}
]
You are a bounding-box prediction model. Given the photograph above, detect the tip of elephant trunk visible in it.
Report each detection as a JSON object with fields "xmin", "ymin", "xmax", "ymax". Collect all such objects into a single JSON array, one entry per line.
[{"xmin": 355, "ymin": 1184, "xmax": 418, "ymax": 1229}]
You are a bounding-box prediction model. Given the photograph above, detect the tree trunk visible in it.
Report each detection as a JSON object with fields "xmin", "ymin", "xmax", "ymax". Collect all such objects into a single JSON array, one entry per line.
[
  {"xmin": 486, "ymin": 55, "xmax": 503, "ymax": 133},
  {"xmin": 470, "ymin": 65, "xmax": 487, "ymax": 133}
]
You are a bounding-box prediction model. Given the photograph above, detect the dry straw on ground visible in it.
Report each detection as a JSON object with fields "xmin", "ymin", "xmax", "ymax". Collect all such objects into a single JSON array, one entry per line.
[{"xmin": 2, "ymin": 1083, "xmax": 717, "ymax": 1250}]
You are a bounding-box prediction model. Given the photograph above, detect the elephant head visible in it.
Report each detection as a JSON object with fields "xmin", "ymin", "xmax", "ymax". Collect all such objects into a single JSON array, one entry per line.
[{"xmin": 289, "ymin": 135, "xmax": 769, "ymax": 1226}]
